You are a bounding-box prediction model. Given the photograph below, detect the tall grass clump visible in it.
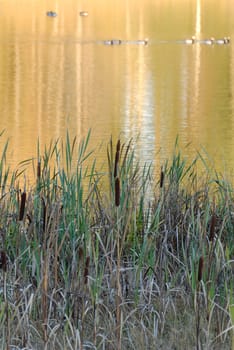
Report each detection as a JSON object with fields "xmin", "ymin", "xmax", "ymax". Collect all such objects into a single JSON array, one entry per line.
[{"xmin": 0, "ymin": 131, "xmax": 234, "ymax": 349}]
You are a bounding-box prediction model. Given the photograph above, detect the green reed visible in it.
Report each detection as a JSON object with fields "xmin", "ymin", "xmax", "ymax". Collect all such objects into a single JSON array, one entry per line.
[{"xmin": 0, "ymin": 131, "xmax": 234, "ymax": 349}]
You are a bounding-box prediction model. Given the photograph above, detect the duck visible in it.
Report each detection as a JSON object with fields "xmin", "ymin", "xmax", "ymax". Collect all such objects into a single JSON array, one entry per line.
[
  {"xmin": 215, "ymin": 38, "xmax": 227, "ymax": 45},
  {"xmin": 224, "ymin": 37, "xmax": 230, "ymax": 44},
  {"xmin": 46, "ymin": 11, "xmax": 57, "ymax": 17},
  {"xmin": 111, "ymin": 39, "xmax": 122, "ymax": 45},
  {"xmin": 203, "ymin": 37, "xmax": 215, "ymax": 45},
  {"xmin": 136, "ymin": 38, "xmax": 149, "ymax": 45},
  {"xmin": 103, "ymin": 40, "xmax": 112, "ymax": 45},
  {"xmin": 184, "ymin": 36, "xmax": 196, "ymax": 44},
  {"xmin": 80, "ymin": 11, "xmax": 88, "ymax": 17},
  {"xmin": 104, "ymin": 39, "xmax": 122, "ymax": 45}
]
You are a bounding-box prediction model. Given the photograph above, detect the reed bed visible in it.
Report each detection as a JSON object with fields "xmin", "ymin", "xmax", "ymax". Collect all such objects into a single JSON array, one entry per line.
[{"xmin": 0, "ymin": 131, "xmax": 234, "ymax": 350}]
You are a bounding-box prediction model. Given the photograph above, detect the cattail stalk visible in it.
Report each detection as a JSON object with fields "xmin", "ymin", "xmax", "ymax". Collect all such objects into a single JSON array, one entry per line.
[{"xmin": 196, "ymin": 256, "xmax": 204, "ymax": 349}]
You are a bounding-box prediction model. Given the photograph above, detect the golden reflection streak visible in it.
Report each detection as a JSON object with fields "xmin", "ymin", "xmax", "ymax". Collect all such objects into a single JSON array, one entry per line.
[
  {"xmin": 179, "ymin": 0, "xmax": 201, "ymax": 155},
  {"xmin": 194, "ymin": 0, "xmax": 201, "ymax": 108},
  {"xmin": 123, "ymin": 2, "xmax": 155, "ymax": 163}
]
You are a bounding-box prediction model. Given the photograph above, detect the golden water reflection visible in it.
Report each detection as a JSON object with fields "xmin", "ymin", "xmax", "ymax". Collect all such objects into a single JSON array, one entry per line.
[{"xmin": 0, "ymin": 0, "xmax": 234, "ymax": 182}]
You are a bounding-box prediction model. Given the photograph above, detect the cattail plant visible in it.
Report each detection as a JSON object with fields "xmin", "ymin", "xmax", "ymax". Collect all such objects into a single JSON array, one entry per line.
[
  {"xmin": 112, "ymin": 139, "xmax": 122, "ymax": 349},
  {"xmin": 0, "ymin": 133, "xmax": 234, "ymax": 348}
]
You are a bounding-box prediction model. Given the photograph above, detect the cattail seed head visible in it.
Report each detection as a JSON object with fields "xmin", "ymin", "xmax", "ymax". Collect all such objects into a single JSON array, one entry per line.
[
  {"xmin": 84, "ymin": 256, "xmax": 90, "ymax": 285},
  {"xmin": 37, "ymin": 160, "xmax": 41, "ymax": 181},
  {"xmin": 160, "ymin": 167, "xmax": 165, "ymax": 188},
  {"xmin": 114, "ymin": 140, "xmax": 121, "ymax": 178},
  {"xmin": 115, "ymin": 177, "xmax": 120, "ymax": 207},
  {"xmin": 198, "ymin": 256, "xmax": 204, "ymax": 282},
  {"xmin": 19, "ymin": 191, "xmax": 26, "ymax": 221},
  {"xmin": 209, "ymin": 213, "xmax": 216, "ymax": 242},
  {"xmin": 0, "ymin": 251, "xmax": 7, "ymax": 272}
]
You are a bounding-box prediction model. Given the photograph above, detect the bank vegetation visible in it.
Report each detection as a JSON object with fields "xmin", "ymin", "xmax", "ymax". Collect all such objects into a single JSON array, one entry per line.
[{"xmin": 0, "ymin": 131, "xmax": 234, "ymax": 349}]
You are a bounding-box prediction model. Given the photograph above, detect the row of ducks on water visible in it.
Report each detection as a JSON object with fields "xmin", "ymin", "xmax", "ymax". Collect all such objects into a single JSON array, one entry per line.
[
  {"xmin": 103, "ymin": 37, "xmax": 231, "ymax": 46},
  {"xmin": 104, "ymin": 39, "xmax": 148, "ymax": 45},
  {"xmin": 45, "ymin": 14, "xmax": 230, "ymax": 47},
  {"xmin": 103, "ymin": 37, "xmax": 230, "ymax": 46},
  {"xmin": 46, "ymin": 11, "xmax": 88, "ymax": 17},
  {"xmin": 184, "ymin": 36, "xmax": 230, "ymax": 45},
  {"xmin": 45, "ymin": 12, "xmax": 230, "ymax": 47}
]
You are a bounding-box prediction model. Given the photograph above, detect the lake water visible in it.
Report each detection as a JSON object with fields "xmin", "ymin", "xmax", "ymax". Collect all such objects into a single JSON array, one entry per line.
[{"xmin": 0, "ymin": 0, "xmax": 234, "ymax": 180}]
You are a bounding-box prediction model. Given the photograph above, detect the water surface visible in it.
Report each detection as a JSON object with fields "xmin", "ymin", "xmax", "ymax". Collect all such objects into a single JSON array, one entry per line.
[{"xmin": 0, "ymin": 0, "xmax": 234, "ymax": 179}]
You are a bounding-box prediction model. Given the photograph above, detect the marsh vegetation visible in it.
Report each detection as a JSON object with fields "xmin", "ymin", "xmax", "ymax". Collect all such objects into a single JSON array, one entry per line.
[{"xmin": 0, "ymin": 131, "xmax": 234, "ymax": 349}]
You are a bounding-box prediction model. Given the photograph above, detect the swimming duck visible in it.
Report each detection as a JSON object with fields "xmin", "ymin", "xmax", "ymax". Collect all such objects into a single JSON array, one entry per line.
[
  {"xmin": 103, "ymin": 40, "xmax": 112, "ymax": 45},
  {"xmin": 224, "ymin": 37, "xmax": 230, "ymax": 44},
  {"xmin": 104, "ymin": 39, "xmax": 122, "ymax": 45},
  {"xmin": 203, "ymin": 37, "xmax": 215, "ymax": 45},
  {"xmin": 215, "ymin": 38, "xmax": 228, "ymax": 45},
  {"xmin": 184, "ymin": 36, "xmax": 196, "ymax": 44},
  {"xmin": 136, "ymin": 38, "xmax": 149, "ymax": 45},
  {"xmin": 80, "ymin": 11, "xmax": 88, "ymax": 17},
  {"xmin": 112, "ymin": 39, "xmax": 122, "ymax": 45},
  {"xmin": 46, "ymin": 11, "xmax": 57, "ymax": 17}
]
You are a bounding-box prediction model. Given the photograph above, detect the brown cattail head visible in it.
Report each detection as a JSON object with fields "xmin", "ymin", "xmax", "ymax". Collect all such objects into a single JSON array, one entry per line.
[
  {"xmin": 84, "ymin": 256, "xmax": 90, "ymax": 285},
  {"xmin": 208, "ymin": 213, "xmax": 216, "ymax": 242},
  {"xmin": 198, "ymin": 256, "xmax": 204, "ymax": 282},
  {"xmin": 114, "ymin": 140, "xmax": 121, "ymax": 179},
  {"xmin": 160, "ymin": 167, "xmax": 165, "ymax": 188},
  {"xmin": 0, "ymin": 250, "xmax": 7, "ymax": 272},
  {"xmin": 115, "ymin": 177, "xmax": 120, "ymax": 207},
  {"xmin": 19, "ymin": 191, "xmax": 27, "ymax": 221},
  {"xmin": 37, "ymin": 160, "xmax": 41, "ymax": 181}
]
